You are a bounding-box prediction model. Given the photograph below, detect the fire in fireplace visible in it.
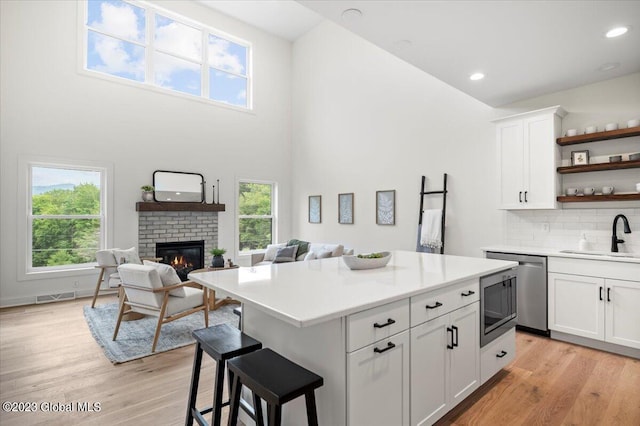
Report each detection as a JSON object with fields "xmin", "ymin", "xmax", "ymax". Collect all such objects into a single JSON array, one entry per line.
[{"xmin": 156, "ymin": 240, "xmax": 205, "ymax": 281}]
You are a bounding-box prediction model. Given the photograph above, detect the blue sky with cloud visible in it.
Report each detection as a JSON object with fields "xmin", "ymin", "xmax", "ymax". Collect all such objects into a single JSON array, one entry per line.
[{"xmin": 86, "ymin": 0, "xmax": 248, "ymax": 106}]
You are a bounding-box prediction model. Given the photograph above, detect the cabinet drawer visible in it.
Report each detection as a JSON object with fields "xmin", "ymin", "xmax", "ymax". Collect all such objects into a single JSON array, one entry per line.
[
  {"xmin": 347, "ymin": 299, "xmax": 410, "ymax": 352},
  {"xmin": 411, "ymin": 280, "xmax": 479, "ymax": 327},
  {"xmin": 480, "ymin": 327, "xmax": 516, "ymax": 384}
]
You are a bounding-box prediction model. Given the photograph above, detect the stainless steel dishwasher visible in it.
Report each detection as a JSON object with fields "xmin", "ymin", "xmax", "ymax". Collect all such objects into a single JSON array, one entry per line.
[{"xmin": 486, "ymin": 252, "xmax": 549, "ymax": 335}]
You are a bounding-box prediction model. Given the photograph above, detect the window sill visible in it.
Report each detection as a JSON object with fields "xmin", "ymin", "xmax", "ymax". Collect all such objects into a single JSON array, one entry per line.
[{"xmin": 19, "ymin": 265, "xmax": 97, "ymax": 282}]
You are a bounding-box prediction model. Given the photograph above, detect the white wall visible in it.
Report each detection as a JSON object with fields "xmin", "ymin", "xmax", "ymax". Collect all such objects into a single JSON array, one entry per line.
[
  {"xmin": 0, "ymin": 0, "xmax": 292, "ymax": 306},
  {"xmin": 496, "ymin": 73, "xmax": 640, "ymax": 252},
  {"xmin": 290, "ymin": 21, "xmax": 503, "ymax": 257}
]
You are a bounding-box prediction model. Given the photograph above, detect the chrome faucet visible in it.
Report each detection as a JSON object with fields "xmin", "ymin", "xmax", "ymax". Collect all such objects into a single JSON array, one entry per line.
[{"xmin": 611, "ymin": 214, "xmax": 632, "ymax": 252}]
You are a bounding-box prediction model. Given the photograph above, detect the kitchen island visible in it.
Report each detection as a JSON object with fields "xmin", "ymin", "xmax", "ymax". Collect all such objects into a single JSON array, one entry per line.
[{"xmin": 189, "ymin": 250, "xmax": 517, "ymax": 426}]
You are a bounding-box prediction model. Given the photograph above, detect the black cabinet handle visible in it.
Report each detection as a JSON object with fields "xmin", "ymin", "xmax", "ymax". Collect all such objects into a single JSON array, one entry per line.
[
  {"xmin": 607, "ymin": 288, "xmax": 611, "ymax": 302},
  {"xmin": 599, "ymin": 286, "xmax": 603, "ymax": 301},
  {"xmin": 373, "ymin": 318, "xmax": 396, "ymax": 328},
  {"xmin": 447, "ymin": 327, "xmax": 454, "ymax": 349},
  {"xmin": 452, "ymin": 325, "xmax": 459, "ymax": 348},
  {"xmin": 461, "ymin": 290, "xmax": 475, "ymax": 297},
  {"xmin": 519, "ymin": 191, "xmax": 522, "ymax": 203},
  {"xmin": 373, "ymin": 342, "xmax": 396, "ymax": 354},
  {"xmin": 524, "ymin": 191, "xmax": 528, "ymax": 202},
  {"xmin": 426, "ymin": 301, "xmax": 443, "ymax": 310},
  {"xmin": 496, "ymin": 350, "xmax": 507, "ymax": 358}
]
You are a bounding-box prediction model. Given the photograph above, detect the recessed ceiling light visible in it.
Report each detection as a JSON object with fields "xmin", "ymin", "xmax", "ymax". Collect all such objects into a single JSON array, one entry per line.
[
  {"xmin": 470, "ymin": 72, "xmax": 485, "ymax": 81},
  {"xmin": 606, "ymin": 26, "xmax": 628, "ymax": 38},
  {"xmin": 598, "ymin": 62, "xmax": 620, "ymax": 71},
  {"xmin": 341, "ymin": 8, "xmax": 363, "ymax": 22}
]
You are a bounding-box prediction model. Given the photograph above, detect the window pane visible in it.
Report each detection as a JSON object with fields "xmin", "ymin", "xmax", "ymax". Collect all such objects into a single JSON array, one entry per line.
[
  {"xmin": 155, "ymin": 52, "xmax": 201, "ymax": 96},
  {"xmin": 87, "ymin": 0, "xmax": 145, "ymax": 43},
  {"xmin": 239, "ymin": 218, "xmax": 272, "ymax": 252},
  {"xmin": 155, "ymin": 14, "xmax": 202, "ymax": 62},
  {"xmin": 32, "ymin": 167, "xmax": 101, "ymax": 215},
  {"xmin": 87, "ymin": 30, "xmax": 145, "ymax": 81},
  {"xmin": 32, "ymin": 219, "xmax": 100, "ymax": 267},
  {"xmin": 239, "ymin": 183, "xmax": 272, "ymax": 215},
  {"xmin": 210, "ymin": 70, "xmax": 247, "ymax": 107},
  {"xmin": 208, "ymin": 34, "xmax": 247, "ymax": 75}
]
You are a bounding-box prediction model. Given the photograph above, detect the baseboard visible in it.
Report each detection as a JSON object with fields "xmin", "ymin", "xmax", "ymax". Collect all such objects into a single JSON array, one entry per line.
[
  {"xmin": 550, "ymin": 331, "xmax": 640, "ymax": 359},
  {"xmin": 0, "ymin": 288, "xmax": 116, "ymax": 309}
]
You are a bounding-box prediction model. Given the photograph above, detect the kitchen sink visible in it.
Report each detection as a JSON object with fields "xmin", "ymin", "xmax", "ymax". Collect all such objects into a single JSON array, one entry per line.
[{"xmin": 559, "ymin": 249, "xmax": 640, "ymax": 258}]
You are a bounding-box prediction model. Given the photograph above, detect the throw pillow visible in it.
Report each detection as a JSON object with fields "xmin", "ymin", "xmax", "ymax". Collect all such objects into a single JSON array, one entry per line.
[
  {"xmin": 273, "ymin": 245, "xmax": 298, "ymax": 263},
  {"xmin": 304, "ymin": 251, "xmax": 317, "ymax": 261},
  {"xmin": 112, "ymin": 247, "xmax": 142, "ymax": 265},
  {"xmin": 142, "ymin": 260, "xmax": 186, "ymax": 297},
  {"xmin": 287, "ymin": 239, "xmax": 310, "ymax": 259},
  {"xmin": 264, "ymin": 243, "xmax": 286, "ymax": 262},
  {"xmin": 316, "ymin": 250, "xmax": 333, "ymax": 259}
]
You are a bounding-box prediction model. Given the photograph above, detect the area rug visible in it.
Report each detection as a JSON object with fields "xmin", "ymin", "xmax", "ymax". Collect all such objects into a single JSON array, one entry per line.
[{"xmin": 83, "ymin": 303, "xmax": 239, "ymax": 364}]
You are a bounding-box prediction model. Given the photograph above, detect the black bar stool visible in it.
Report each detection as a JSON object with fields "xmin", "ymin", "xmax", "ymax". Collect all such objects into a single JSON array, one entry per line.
[
  {"xmin": 227, "ymin": 348, "xmax": 324, "ymax": 426},
  {"xmin": 186, "ymin": 323, "xmax": 262, "ymax": 426}
]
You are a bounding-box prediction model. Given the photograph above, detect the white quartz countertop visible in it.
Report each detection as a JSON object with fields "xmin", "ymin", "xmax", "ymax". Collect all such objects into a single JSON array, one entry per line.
[
  {"xmin": 482, "ymin": 245, "xmax": 640, "ymax": 264},
  {"xmin": 189, "ymin": 250, "xmax": 516, "ymax": 328}
]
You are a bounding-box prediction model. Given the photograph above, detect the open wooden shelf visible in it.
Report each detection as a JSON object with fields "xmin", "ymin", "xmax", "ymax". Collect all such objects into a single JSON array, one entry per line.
[
  {"xmin": 556, "ymin": 126, "xmax": 640, "ymax": 146},
  {"xmin": 136, "ymin": 202, "xmax": 225, "ymax": 212},
  {"xmin": 557, "ymin": 193, "xmax": 640, "ymax": 203},
  {"xmin": 557, "ymin": 159, "xmax": 640, "ymax": 174}
]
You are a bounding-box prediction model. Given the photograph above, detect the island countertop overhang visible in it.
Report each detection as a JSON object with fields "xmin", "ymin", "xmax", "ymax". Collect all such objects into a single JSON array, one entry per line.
[{"xmin": 188, "ymin": 250, "xmax": 517, "ymax": 328}]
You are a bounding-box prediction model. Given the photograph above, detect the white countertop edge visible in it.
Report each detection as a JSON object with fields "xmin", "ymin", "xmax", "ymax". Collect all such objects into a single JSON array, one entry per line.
[
  {"xmin": 189, "ymin": 259, "xmax": 518, "ymax": 328},
  {"xmin": 482, "ymin": 245, "xmax": 640, "ymax": 263}
]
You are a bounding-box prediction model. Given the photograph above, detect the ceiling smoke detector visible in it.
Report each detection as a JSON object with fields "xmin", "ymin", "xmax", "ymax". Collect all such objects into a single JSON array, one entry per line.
[{"xmin": 341, "ymin": 8, "xmax": 363, "ymax": 22}]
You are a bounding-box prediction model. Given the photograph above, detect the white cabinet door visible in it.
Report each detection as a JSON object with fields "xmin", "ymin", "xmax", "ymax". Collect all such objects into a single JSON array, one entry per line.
[
  {"xmin": 548, "ymin": 272, "xmax": 605, "ymax": 340},
  {"xmin": 523, "ymin": 114, "xmax": 558, "ymax": 209},
  {"xmin": 497, "ymin": 120, "xmax": 525, "ymax": 209},
  {"xmin": 449, "ymin": 303, "xmax": 480, "ymax": 405},
  {"xmin": 410, "ymin": 315, "xmax": 449, "ymax": 426},
  {"xmin": 495, "ymin": 106, "xmax": 564, "ymax": 210},
  {"xmin": 605, "ymin": 279, "xmax": 640, "ymax": 349},
  {"xmin": 410, "ymin": 303, "xmax": 480, "ymax": 426},
  {"xmin": 347, "ymin": 330, "xmax": 410, "ymax": 426}
]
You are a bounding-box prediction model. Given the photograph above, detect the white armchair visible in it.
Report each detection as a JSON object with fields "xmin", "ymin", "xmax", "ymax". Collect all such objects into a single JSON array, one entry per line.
[{"xmin": 114, "ymin": 264, "xmax": 209, "ymax": 352}]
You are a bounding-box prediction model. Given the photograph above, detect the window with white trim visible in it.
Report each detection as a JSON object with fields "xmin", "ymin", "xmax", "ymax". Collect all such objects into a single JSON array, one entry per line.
[
  {"xmin": 83, "ymin": 0, "xmax": 251, "ymax": 108},
  {"xmin": 27, "ymin": 163, "xmax": 108, "ymax": 272},
  {"xmin": 238, "ymin": 181, "xmax": 275, "ymax": 253}
]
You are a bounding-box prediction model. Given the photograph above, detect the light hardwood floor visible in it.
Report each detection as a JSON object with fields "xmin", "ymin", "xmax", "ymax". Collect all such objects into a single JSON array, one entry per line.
[{"xmin": 1, "ymin": 295, "xmax": 639, "ymax": 426}]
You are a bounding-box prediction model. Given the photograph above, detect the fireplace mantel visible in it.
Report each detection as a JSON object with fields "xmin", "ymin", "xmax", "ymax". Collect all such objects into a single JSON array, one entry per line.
[{"xmin": 136, "ymin": 202, "xmax": 225, "ymax": 212}]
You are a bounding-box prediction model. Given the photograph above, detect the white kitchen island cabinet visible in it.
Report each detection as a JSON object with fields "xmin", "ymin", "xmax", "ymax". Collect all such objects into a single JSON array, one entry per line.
[{"xmin": 189, "ymin": 251, "xmax": 517, "ymax": 426}]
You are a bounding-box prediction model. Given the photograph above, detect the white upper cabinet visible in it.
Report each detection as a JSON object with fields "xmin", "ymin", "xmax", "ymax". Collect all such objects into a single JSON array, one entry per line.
[{"xmin": 495, "ymin": 106, "xmax": 566, "ymax": 209}]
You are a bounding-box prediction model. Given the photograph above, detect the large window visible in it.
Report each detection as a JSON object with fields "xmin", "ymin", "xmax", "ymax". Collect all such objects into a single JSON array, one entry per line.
[
  {"xmin": 238, "ymin": 181, "xmax": 275, "ymax": 253},
  {"xmin": 83, "ymin": 0, "xmax": 251, "ymax": 108},
  {"xmin": 27, "ymin": 163, "xmax": 108, "ymax": 273}
]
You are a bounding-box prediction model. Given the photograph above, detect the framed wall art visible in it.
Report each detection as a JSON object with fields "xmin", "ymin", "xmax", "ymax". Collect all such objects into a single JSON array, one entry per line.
[
  {"xmin": 338, "ymin": 193, "xmax": 354, "ymax": 224},
  {"xmin": 308, "ymin": 195, "xmax": 322, "ymax": 223},
  {"xmin": 376, "ymin": 190, "xmax": 395, "ymax": 225}
]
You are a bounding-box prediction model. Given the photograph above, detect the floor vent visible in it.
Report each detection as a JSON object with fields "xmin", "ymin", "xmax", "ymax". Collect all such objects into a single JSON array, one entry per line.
[{"xmin": 36, "ymin": 291, "xmax": 76, "ymax": 304}]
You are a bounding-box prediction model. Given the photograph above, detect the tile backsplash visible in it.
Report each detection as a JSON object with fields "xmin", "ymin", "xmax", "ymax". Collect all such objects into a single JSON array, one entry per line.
[{"xmin": 505, "ymin": 208, "xmax": 640, "ymax": 253}]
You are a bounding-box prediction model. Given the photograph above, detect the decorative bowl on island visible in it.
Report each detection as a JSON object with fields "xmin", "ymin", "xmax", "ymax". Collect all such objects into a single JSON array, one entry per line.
[{"xmin": 342, "ymin": 251, "xmax": 392, "ymax": 270}]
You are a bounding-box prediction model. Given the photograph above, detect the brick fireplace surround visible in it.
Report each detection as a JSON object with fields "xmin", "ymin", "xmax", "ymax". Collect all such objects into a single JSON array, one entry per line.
[{"xmin": 137, "ymin": 211, "xmax": 218, "ymax": 261}]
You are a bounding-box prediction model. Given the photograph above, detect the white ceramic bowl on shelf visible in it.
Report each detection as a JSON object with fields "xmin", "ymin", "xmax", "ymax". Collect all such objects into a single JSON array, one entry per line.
[{"xmin": 342, "ymin": 252, "xmax": 392, "ymax": 270}]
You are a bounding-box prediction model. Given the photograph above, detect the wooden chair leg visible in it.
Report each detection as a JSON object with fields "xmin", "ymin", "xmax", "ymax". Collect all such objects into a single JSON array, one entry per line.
[
  {"xmin": 151, "ymin": 293, "xmax": 170, "ymax": 353},
  {"xmin": 253, "ymin": 392, "xmax": 264, "ymax": 426},
  {"xmin": 305, "ymin": 391, "xmax": 319, "ymax": 426},
  {"xmin": 227, "ymin": 374, "xmax": 242, "ymax": 426},
  {"xmin": 112, "ymin": 294, "xmax": 127, "ymax": 341},
  {"xmin": 91, "ymin": 268, "xmax": 106, "ymax": 308}
]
